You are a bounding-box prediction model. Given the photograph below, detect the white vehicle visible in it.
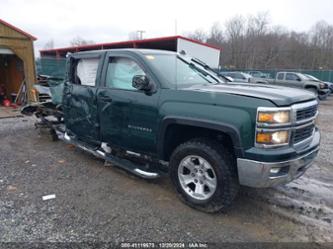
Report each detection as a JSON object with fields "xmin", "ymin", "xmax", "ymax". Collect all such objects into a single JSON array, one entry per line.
[{"xmin": 220, "ymin": 71, "xmax": 268, "ymax": 84}]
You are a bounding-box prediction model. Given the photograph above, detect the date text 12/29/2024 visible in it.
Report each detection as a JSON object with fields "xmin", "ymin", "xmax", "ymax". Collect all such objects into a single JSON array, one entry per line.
[{"xmin": 120, "ymin": 242, "xmax": 208, "ymax": 248}]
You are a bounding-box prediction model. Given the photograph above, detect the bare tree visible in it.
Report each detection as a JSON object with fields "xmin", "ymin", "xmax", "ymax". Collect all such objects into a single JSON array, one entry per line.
[
  {"xmin": 207, "ymin": 22, "xmax": 224, "ymax": 45},
  {"xmin": 70, "ymin": 36, "xmax": 95, "ymax": 47},
  {"xmin": 185, "ymin": 12, "xmax": 333, "ymax": 70},
  {"xmin": 224, "ymin": 15, "xmax": 246, "ymax": 68},
  {"xmin": 244, "ymin": 12, "xmax": 270, "ymax": 68},
  {"xmin": 185, "ymin": 29, "xmax": 208, "ymax": 42},
  {"xmin": 309, "ymin": 21, "xmax": 333, "ymax": 69},
  {"xmin": 246, "ymin": 12, "xmax": 270, "ymax": 37}
]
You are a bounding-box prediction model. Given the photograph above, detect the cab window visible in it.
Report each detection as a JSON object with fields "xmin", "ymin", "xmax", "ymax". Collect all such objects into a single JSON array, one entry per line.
[
  {"xmin": 106, "ymin": 57, "xmax": 146, "ymax": 90},
  {"xmin": 286, "ymin": 73, "xmax": 299, "ymax": 81},
  {"xmin": 71, "ymin": 57, "xmax": 99, "ymax": 86}
]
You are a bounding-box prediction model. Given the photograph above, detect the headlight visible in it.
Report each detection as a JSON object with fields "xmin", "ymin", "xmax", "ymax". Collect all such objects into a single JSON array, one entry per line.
[
  {"xmin": 256, "ymin": 107, "xmax": 292, "ymax": 147},
  {"xmin": 319, "ymin": 83, "xmax": 326, "ymax": 89},
  {"xmin": 256, "ymin": 130, "xmax": 289, "ymax": 146},
  {"xmin": 257, "ymin": 110, "xmax": 290, "ymax": 124}
]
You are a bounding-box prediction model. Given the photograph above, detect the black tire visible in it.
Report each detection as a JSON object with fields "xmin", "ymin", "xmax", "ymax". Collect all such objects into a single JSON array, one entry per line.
[{"xmin": 169, "ymin": 138, "xmax": 239, "ymax": 213}]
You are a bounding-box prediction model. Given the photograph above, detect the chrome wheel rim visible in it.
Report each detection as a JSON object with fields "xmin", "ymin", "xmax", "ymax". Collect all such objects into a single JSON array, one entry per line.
[{"xmin": 178, "ymin": 155, "xmax": 217, "ymax": 201}]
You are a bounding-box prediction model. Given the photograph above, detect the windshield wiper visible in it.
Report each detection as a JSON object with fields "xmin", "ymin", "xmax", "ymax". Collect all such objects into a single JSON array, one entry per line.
[
  {"xmin": 188, "ymin": 63, "xmax": 214, "ymax": 84},
  {"xmin": 189, "ymin": 62, "xmax": 208, "ymax": 75},
  {"xmin": 191, "ymin": 57, "xmax": 213, "ymax": 70},
  {"xmin": 188, "ymin": 60, "xmax": 220, "ymax": 84},
  {"xmin": 177, "ymin": 56, "xmax": 218, "ymax": 84},
  {"xmin": 191, "ymin": 58, "xmax": 231, "ymax": 83}
]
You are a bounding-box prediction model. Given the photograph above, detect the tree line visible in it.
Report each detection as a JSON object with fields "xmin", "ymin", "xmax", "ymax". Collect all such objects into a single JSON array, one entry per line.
[{"xmin": 186, "ymin": 12, "xmax": 333, "ymax": 70}]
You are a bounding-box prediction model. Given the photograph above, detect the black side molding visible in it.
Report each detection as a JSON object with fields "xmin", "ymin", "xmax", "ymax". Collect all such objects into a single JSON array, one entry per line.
[{"xmin": 157, "ymin": 116, "xmax": 244, "ymax": 160}]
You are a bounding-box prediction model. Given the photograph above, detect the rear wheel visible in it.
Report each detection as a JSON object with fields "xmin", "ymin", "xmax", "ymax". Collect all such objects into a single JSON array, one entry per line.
[{"xmin": 169, "ymin": 138, "xmax": 239, "ymax": 213}]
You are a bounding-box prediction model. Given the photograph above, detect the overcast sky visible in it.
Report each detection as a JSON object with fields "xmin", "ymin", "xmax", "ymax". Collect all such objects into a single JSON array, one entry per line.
[{"xmin": 1, "ymin": 0, "xmax": 332, "ymax": 56}]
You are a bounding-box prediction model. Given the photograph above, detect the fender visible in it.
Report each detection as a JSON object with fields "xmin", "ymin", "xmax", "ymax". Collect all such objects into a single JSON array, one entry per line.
[{"xmin": 157, "ymin": 116, "xmax": 244, "ymax": 160}]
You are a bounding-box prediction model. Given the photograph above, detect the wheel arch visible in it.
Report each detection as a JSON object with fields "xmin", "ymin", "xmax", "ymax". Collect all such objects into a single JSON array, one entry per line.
[
  {"xmin": 157, "ymin": 117, "xmax": 243, "ymax": 161},
  {"xmin": 305, "ymin": 84, "xmax": 319, "ymax": 90}
]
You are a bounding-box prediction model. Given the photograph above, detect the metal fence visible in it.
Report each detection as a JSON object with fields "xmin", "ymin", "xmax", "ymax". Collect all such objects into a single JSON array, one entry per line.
[{"xmin": 37, "ymin": 57, "xmax": 67, "ymax": 79}]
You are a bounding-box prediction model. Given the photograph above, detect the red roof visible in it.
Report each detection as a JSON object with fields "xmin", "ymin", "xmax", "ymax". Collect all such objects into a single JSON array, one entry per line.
[
  {"xmin": 40, "ymin": 35, "xmax": 221, "ymax": 56},
  {"xmin": 0, "ymin": 18, "xmax": 37, "ymax": 41}
]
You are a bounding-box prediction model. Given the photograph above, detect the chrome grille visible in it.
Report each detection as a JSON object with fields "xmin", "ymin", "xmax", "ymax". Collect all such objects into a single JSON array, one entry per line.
[
  {"xmin": 293, "ymin": 124, "xmax": 315, "ymax": 144},
  {"xmin": 296, "ymin": 105, "xmax": 317, "ymax": 121},
  {"xmin": 292, "ymin": 100, "xmax": 318, "ymax": 146}
]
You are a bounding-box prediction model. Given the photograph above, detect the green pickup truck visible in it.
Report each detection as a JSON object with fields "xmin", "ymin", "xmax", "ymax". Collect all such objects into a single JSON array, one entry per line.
[{"xmin": 23, "ymin": 49, "xmax": 320, "ymax": 212}]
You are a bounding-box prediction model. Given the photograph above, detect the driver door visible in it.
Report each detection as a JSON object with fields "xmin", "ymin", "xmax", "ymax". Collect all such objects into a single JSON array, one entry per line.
[{"xmin": 97, "ymin": 52, "xmax": 160, "ymax": 154}]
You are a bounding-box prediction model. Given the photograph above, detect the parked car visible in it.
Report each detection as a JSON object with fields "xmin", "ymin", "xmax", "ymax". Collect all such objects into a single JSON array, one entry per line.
[
  {"xmin": 22, "ymin": 49, "xmax": 320, "ymax": 212},
  {"xmin": 303, "ymin": 74, "xmax": 333, "ymax": 94},
  {"xmin": 268, "ymin": 72, "xmax": 330, "ymax": 100},
  {"xmin": 220, "ymin": 71, "xmax": 268, "ymax": 84},
  {"xmin": 248, "ymin": 71, "xmax": 271, "ymax": 79},
  {"xmin": 33, "ymin": 75, "xmax": 64, "ymax": 102}
]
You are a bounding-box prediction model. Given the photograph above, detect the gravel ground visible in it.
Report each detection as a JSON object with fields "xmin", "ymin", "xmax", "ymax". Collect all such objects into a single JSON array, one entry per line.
[{"xmin": 0, "ymin": 97, "xmax": 333, "ymax": 246}]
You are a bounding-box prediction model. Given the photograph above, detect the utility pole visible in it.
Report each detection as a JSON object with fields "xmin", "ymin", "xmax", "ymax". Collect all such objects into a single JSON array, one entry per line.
[{"xmin": 137, "ymin": 30, "xmax": 145, "ymax": 40}]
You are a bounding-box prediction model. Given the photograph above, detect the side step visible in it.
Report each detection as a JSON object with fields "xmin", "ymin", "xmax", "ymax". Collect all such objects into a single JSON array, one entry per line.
[
  {"xmin": 60, "ymin": 132, "xmax": 163, "ymax": 179},
  {"xmin": 105, "ymin": 155, "xmax": 163, "ymax": 179}
]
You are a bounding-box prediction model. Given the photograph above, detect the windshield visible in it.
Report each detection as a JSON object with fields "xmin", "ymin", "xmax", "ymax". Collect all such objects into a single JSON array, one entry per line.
[
  {"xmin": 295, "ymin": 74, "xmax": 309, "ymax": 81},
  {"xmin": 250, "ymin": 71, "xmax": 260, "ymax": 77},
  {"xmin": 145, "ymin": 54, "xmax": 221, "ymax": 87},
  {"xmin": 304, "ymin": 74, "xmax": 320, "ymax": 81},
  {"xmin": 242, "ymin": 73, "xmax": 253, "ymax": 78}
]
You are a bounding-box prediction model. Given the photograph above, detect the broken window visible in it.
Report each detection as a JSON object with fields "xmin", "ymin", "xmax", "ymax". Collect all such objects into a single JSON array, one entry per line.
[{"xmin": 72, "ymin": 58, "xmax": 99, "ymax": 86}]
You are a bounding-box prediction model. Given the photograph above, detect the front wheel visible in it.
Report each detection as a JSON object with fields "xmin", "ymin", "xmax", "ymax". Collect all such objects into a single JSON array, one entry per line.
[{"xmin": 169, "ymin": 138, "xmax": 239, "ymax": 213}]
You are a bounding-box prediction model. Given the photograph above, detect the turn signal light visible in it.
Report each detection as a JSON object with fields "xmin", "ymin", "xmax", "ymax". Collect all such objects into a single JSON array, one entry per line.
[{"xmin": 256, "ymin": 131, "xmax": 289, "ymax": 145}]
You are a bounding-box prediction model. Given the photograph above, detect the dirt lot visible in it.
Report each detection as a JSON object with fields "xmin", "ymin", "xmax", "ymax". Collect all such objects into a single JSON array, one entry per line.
[{"xmin": 0, "ymin": 97, "xmax": 333, "ymax": 246}]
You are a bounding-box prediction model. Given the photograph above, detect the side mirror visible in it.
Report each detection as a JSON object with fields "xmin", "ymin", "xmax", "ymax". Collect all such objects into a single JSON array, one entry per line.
[
  {"xmin": 297, "ymin": 78, "xmax": 302, "ymax": 81},
  {"xmin": 132, "ymin": 75, "xmax": 151, "ymax": 91}
]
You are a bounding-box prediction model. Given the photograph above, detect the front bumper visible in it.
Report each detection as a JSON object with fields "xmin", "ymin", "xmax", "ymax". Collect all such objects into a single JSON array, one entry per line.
[
  {"xmin": 318, "ymin": 89, "xmax": 330, "ymax": 99},
  {"xmin": 237, "ymin": 129, "xmax": 320, "ymax": 188},
  {"xmin": 329, "ymin": 87, "xmax": 333, "ymax": 94}
]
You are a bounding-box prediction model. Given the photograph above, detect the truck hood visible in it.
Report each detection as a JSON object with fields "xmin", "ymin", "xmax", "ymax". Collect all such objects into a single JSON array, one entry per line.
[{"xmin": 185, "ymin": 83, "xmax": 315, "ymax": 106}]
